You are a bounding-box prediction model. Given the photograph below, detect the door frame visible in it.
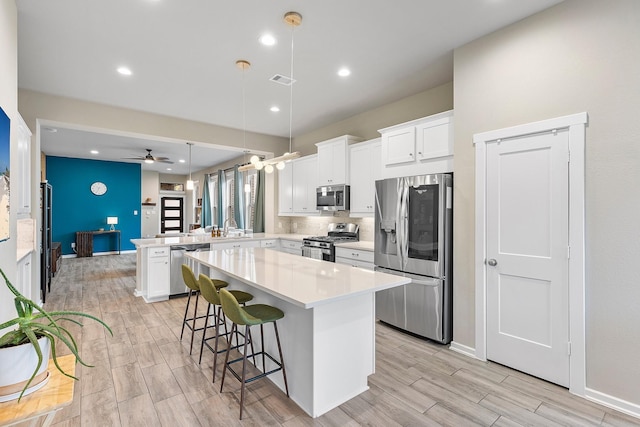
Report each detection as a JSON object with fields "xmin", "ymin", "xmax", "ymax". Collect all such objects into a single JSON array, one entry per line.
[{"xmin": 473, "ymin": 112, "xmax": 587, "ymax": 395}]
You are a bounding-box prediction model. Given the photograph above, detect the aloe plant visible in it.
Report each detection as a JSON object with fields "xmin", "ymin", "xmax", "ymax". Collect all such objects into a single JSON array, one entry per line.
[{"xmin": 0, "ymin": 268, "xmax": 112, "ymax": 400}]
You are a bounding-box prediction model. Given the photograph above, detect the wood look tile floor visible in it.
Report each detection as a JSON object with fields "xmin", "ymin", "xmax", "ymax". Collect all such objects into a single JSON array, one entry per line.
[{"xmin": 22, "ymin": 254, "xmax": 639, "ymax": 426}]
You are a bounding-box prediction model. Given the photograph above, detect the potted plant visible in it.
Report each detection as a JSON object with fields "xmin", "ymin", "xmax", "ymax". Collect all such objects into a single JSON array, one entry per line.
[{"xmin": 0, "ymin": 268, "xmax": 112, "ymax": 402}]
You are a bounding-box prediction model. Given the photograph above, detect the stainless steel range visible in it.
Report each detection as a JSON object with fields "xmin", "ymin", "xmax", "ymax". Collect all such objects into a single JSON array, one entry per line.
[{"xmin": 302, "ymin": 223, "xmax": 359, "ymax": 262}]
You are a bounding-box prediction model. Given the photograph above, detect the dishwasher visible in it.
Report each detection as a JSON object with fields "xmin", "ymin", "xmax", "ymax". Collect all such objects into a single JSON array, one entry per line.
[{"xmin": 169, "ymin": 243, "xmax": 211, "ymax": 297}]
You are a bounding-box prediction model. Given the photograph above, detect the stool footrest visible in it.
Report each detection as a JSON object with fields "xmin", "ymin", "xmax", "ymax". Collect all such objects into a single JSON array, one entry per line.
[
  {"xmin": 202, "ymin": 329, "xmax": 246, "ymax": 355},
  {"xmin": 226, "ymin": 351, "xmax": 283, "ymax": 385}
]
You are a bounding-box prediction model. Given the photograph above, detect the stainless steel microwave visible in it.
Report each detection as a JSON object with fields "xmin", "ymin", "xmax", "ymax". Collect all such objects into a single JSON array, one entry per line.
[{"xmin": 316, "ymin": 185, "xmax": 350, "ymax": 211}]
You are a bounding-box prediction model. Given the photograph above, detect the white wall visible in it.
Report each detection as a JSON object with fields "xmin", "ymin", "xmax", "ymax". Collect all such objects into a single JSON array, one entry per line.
[
  {"xmin": 453, "ymin": 0, "xmax": 640, "ymax": 407},
  {"xmin": 0, "ymin": 0, "xmax": 18, "ymax": 323}
]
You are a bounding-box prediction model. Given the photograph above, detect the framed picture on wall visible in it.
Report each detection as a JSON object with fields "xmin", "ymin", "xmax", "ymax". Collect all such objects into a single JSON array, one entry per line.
[{"xmin": 0, "ymin": 106, "xmax": 10, "ymax": 242}]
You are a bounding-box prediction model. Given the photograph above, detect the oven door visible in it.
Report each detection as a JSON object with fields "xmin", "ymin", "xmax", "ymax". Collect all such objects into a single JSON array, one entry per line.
[{"xmin": 302, "ymin": 245, "xmax": 332, "ymax": 262}]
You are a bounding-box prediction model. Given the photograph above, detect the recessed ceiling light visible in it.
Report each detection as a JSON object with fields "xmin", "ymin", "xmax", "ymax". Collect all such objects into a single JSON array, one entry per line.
[
  {"xmin": 166, "ymin": 168, "xmax": 172, "ymax": 171},
  {"xmin": 338, "ymin": 68, "xmax": 351, "ymax": 77},
  {"xmin": 270, "ymin": 106, "xmax": 280, "ymax": 112},
  {"xmin": 259, "ymin": 34, "xmax": 277, "ymax": 46},
  {"xmin": 117, "ymin": 66, "xmax": 132, "ymax": 76},
  {"xmin": 179, "ymin": 159, "xmax": 186, "ymax": 163},
  {"xmin": 90, "ymin": 150, "xmax": 99, "ymax": 155}
]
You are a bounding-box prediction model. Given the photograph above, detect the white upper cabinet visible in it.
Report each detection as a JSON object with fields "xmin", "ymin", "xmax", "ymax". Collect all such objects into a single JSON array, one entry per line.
[
  {"xmin": 16, "ymin": 115, "xmax": 32, "ymax": 216},
  {"xmin": 278, "ymin": 154, "xmax": 318, "ymax": 216},
  {"xmin": 278, "ymin": 164, "xmax": 294, "ymax": 215},
  {"xmin": 379, "ymin": 110, "xmax": 453, "ymax": 179},
  {"xmin": 349, "ymin": 138, "xmax": 381, "ymax": 216},
  {"xmin": 316, "ymin": 135, "xmax": 363, "ymax": 186}
]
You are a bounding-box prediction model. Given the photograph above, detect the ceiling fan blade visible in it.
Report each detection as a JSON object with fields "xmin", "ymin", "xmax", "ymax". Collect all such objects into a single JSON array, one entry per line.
[
  {"xmin": 155, "ymin": 159, "xmax": 174, "ymax": 164},
  {"xmin": 122, "ymin": 157, "xmax": 145, "ymax": 160}
]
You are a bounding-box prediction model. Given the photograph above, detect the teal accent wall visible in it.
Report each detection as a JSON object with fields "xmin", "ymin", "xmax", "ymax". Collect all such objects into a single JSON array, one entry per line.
[{"xmin": 46, "ymin": 156, "xmax": 141, "ymax": 255}]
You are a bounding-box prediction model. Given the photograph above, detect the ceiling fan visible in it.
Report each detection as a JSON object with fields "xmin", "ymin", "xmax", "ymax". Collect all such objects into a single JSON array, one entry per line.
[{"xmin": 123, "ymin": 149, "xmax": 173, "ymax": 164}]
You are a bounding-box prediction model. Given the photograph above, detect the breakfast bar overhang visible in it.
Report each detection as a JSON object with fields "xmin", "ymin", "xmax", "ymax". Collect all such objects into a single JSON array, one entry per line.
[{"xmin": 185, "ymin": 247, "xmax": 410, "ymax": 418}]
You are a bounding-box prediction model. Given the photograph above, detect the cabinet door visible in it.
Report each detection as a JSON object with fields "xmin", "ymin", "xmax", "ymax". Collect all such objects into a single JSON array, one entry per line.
[
  {"xmin": 382, "ymin": 127, "xmax": 415, "ymax": 165},
  {"xmin": 349, "ymin": 143, "xmax": 373, "ymax": 213},
  {"xmin": 278, "ymin": 166, "xmax": 294, "ymax": 215},
  {"xmin": 317, "ymin": 139, "xmax": 347, "ymax": 185},
  {"xmin": 148, "ymin": 254, "xmax": 170, "ymax": 299},
  {"xmin": 17, "ymin": 117, "xmax": 31, "ymax": 215},
  {"xmin": 292, "ymin": 155, "xmax": 318, "ymax": 214},
  {"xmin": 317, "ymin": 143, "xmax": 333, "ymax": 186},
  {"xmin": 416, "ymin": 120, "xmax": 452, "ymax": 160},
  {"xmin": 304, "ymin": 156, "xmax": 318, "ymax": 211}
]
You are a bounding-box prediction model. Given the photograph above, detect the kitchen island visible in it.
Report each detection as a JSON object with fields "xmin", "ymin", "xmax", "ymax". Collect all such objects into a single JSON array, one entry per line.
[{"xmin": 186, "ymin": 247, "xmax": 409, "ymax": 418}]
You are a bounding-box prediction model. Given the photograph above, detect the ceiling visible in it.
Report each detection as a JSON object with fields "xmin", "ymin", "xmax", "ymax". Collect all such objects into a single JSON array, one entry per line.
[{"xmin": 17, "ymin": 0, "xmax": 563, "ymax": 175}]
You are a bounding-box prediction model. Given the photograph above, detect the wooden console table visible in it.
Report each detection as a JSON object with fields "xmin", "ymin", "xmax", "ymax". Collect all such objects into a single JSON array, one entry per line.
[
  {"xmin": 76, "ymin": 230, "xmax": 121, "ymax": 257},
  {"xmin": 0, "ymin": 354, "xmax": 76, "ymax": 427}
]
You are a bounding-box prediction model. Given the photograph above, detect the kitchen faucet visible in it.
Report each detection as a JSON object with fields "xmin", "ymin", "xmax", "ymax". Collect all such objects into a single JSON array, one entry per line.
[{"xmin": 223, "ymin": 217, "xmax": 238, "ymax": 237}]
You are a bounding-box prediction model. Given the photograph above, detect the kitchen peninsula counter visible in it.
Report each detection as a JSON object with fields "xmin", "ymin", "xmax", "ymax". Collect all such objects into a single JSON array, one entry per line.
[{"xmin": 185, "ymin": 248, "xmax": 409, "ymax": 417}]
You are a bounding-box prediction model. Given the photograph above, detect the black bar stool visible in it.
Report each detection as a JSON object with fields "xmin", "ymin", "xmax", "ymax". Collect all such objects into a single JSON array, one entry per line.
[
  {"xmin": 197, "ymin": 274, "xmax": 254, "ymax": 383},
  {"xmin": 180, "ymin": 264, "xmax": 228, "ymax": 354},
  {"xmin": 218, "ymin": 288, "xmax": 289, "ymax": 420}
]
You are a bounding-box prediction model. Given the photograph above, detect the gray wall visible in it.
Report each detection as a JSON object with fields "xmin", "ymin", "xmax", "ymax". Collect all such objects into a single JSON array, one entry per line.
[
  {"xmin": 0, "ymin": 0, "xmax": 18, "ymax": 324},
  {"xmin": 453, "ymin": 0, "xmax": 640, "ymax": 405},
  {"xmin": 292, "ymin": 82, "xmax": 453, "ymax": 154}
]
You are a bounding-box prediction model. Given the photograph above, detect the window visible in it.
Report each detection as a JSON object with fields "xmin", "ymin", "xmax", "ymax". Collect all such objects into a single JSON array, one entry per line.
[{"xmin": 206, "ymin": 169, "xmax": 258, "ymax": 229}]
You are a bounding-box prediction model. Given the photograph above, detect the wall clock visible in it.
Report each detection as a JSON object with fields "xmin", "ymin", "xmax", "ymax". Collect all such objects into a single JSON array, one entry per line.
[{"xmin": 90, "ymin": 181, "xmax": 107, "ymax": 196}]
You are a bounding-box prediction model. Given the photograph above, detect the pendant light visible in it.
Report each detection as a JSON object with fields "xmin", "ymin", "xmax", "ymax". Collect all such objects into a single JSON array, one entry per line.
[
  {"xmin": 237, "ymin": 59, "xmax": 252, "ymax": 193},
  {"xmin": 240, "ymin": 11, "xmax": 302, "ymax": 173},
  {"xmin": 186, "ymin": 142, "xmax": 194, "ymax": 190}
]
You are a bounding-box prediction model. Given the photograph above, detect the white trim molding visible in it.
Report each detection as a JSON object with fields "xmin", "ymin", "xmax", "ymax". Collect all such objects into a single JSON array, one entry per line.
[
  {"xmin": 473, "ymin": 112, "xmax": 588, "ymax": 397},
  {"xmin": 449, "ymin": 341, "xmax": 478, "ymax": 359},
  {"xmin": 585, "ymin": 388, "xmax": 640, "ymax": 420}
]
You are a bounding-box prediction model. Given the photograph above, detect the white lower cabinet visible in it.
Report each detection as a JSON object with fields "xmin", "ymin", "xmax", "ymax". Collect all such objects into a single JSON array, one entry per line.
[
  {"xmin": 335, "ymin": 247, "xmax": 374, "ymax": 270},
  {"xmin": 211, "ymin": 240, "xmax": 260, "ymax": 250},
  {"xmin": 280, "ymin": 239, "xmax": 302, "ymax": 256},
  {"xmin": 147, "ymin": 247, "xmax": 170, "ymax": 301},
  {"xmin": 260, "ymin": 239, "xmax": 279, "ymax": 249}
]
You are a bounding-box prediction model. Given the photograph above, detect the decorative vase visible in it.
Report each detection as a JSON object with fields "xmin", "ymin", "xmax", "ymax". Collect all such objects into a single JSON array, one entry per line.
[{"xmin": 0, "ymin": 336, "xmax": 51, "ymax": 402}]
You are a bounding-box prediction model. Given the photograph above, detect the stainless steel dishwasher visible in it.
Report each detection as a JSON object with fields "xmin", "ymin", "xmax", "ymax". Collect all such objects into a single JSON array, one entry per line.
[{"xmin": 169, "ymin": 243, "xmax": 211, "ymax": 297}]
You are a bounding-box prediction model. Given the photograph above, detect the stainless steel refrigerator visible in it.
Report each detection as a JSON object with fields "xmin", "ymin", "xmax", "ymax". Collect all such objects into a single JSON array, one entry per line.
[{"xmin": 374, "ymin": 173, "xmax": 453, "ymax": 344}]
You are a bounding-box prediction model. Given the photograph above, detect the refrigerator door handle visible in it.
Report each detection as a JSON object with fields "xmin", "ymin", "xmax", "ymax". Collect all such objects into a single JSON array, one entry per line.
[
  {"xmin": 399, "ymin": 180, "xmax": 409, "ymax": 269},
  {"xmin": 395, "ymin": 179, "xmax": 404, "ymax": 266}
]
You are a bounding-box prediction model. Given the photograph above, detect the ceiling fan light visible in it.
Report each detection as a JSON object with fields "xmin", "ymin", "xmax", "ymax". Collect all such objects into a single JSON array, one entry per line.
[
  {"xmin": 276, "ymin": 161, "xmax": 285, "ymax": 170},
  {"xmin": 144, "ymin": 159, "xmax": 154, "ymax": 164},
  {"xmin": 265, "ymin": 164, "xmax": 274, "ymax": 174}
]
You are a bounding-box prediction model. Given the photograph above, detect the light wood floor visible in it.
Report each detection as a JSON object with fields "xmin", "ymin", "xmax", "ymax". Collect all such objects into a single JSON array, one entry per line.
[{"xmin": 26, "ymin": 254, "xmax": 639, "ymax": 426}]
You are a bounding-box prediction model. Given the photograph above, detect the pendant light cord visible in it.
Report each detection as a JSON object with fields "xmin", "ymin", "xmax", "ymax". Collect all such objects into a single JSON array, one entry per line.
[{"xmin": 288, "ymin": 22, "xmax": 295, "ymax": 154}]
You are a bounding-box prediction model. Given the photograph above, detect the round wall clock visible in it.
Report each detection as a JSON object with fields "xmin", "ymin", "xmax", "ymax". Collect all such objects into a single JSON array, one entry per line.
[{"xmin": 90, "ymin": 181, "xmax": 107, "ymax": 196}]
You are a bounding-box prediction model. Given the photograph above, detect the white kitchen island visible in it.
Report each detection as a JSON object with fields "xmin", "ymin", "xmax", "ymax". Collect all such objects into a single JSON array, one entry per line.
[{"xmin": 185, "ymin": 247, "xmax": 409, "ymax": 418}]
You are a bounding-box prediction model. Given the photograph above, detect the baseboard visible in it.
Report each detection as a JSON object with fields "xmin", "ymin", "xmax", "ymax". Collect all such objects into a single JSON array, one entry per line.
[
  {"xmin": 449, "ymin": 341, "xmax": 479, "ymax": 359},
  {"xmin": 62, "ymin": 250, "xmax": 135, "ymax": 259},
  {"xmin": 584, "ymin": 387, "xmax": 640, "ymax": 420}
]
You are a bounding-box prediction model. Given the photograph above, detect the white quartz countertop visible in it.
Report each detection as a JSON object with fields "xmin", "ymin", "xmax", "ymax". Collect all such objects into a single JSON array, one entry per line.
[
  {"xmin": 130, "ymin": 233, "xmax": 307, "ymax": 248},
  {"xmin": 186, "ymin": 248, "xmax": 408, "ymax": 309},
  {"xmin": 335, "ymin": 241, "xmax": 374, "ymax": 251}
]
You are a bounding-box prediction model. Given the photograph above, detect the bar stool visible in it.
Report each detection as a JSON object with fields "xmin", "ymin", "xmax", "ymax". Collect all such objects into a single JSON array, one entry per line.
[
  {"xmin": 218, "ymin": 288, "xmax": 289, "ymax": 420},
  {"xmin": 197, "ymin": 274, "xmax": 254, "ymax": 383},
  {"xmin": 180, "ymin": 264, "xmax": 228, "ymax": 355}
]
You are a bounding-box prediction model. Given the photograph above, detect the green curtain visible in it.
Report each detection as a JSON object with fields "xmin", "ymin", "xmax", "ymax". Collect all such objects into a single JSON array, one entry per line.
[
  {"xmin": 252, "ymin": 170, "xmax": 265, "ymax": 232},
  {"xmin": 217, "ymin": 169, "xmax": 225, "ymax": 226},
  {"xmin": 200, "ymin": 174, "xmax": 212, "ymax": 228},
  {"xmin": 233, "ymin": 165, "xmax": 245, "ymax": 229}
]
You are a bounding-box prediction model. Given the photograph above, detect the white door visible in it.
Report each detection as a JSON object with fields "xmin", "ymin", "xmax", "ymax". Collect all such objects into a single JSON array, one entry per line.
[{"xmin": 486, "ymin": 129, "xmax": 570, "ymax": 387}]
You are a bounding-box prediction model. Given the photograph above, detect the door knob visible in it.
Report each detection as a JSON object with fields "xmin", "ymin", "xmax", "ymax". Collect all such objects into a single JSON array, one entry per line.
[{"xmin": 487, "ymin": 259, "xmax": 498, "ymax": 266}]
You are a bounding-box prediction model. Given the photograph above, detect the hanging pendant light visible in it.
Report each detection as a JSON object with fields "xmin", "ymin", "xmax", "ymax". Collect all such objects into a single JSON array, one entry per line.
[
  {"xmin": 186, "ymin": 142, "xmax": 194, "ymax": 190},
  {"xmin": 239, "ymin": 11, "xmax": 302, "ymax": 173}
]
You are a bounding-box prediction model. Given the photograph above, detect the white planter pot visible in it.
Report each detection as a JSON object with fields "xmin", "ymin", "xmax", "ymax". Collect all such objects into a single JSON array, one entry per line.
[{"xmin": 0, "ymin": 336, "xmax": 51, "ymax": 402}]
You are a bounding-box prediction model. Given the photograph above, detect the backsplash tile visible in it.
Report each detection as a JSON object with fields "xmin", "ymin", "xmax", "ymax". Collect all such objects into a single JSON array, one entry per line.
[{"xmin": 278, "ymin": 215, "xmax": 374, "ymax": 241}]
